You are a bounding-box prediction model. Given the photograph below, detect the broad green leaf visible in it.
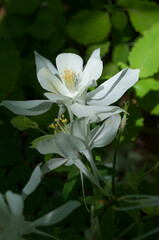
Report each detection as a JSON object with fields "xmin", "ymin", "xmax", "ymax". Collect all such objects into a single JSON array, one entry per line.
[
  {"xmin": 127, "ymin": 1, "xmax": 159, "ymax": 34},
  {"xmin": 129, "ymin": 23, "xmax": 159, "ymax": 78},
  {"xmin": 103, "ymin": 62, "xmax": 119, "ymax": 78},
  {"xmin": 11, "ymin": 115, "xmax": 39, "ymax": 131},
  {"xmin": 0, "ymin": 40, "xmax": 20, "ymax": 101},
  {"xmin": 137, "ymin": 91, "xmax": 159, "ymax": 115},
  {"xmin": 134, "ymin": 78, "xmax": 159, "ymax": 98},
  {"xmin": 67, "ymin": 10, "xmax": 111, "ymax": 45},
  {"xmin": 112, "ymin": 44, "xmax": 129, "ymax": 64},
  {"xmin": 100, "ymin": 207, "xmax": 115, "ymax": 240},
  {"xmin": 62, "ymin": 167, "xmax": 79, "ymax": 201},
  {"xmin": 111, "ymin": 10, "xmax": 127, "ymax": 29},
  {"xmin": 86, "ymin": 42, "xmax": 110, "ymax": 59},
  {"xmin": 151, "ymin": 102, "xmax": 159, "ymax": 115},
  {"xmin": 5, "ymin": 0, "xmax": 40, "ymax": 14}
]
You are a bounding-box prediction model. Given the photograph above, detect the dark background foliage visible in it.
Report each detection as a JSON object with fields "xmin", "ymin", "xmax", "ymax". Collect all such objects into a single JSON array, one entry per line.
[{"xmin": 0, "ymin": 0, "xmax": 159, "ymax": 239}]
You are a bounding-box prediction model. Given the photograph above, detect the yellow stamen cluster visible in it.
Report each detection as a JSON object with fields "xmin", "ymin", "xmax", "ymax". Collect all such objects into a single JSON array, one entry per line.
[
  {"xmin": 61, "ymin": 68, "xmax": 77, "ymax": 89},
  {"xmin": 49, "ymin": 115, "xmax": 69, "ymax": 134}
]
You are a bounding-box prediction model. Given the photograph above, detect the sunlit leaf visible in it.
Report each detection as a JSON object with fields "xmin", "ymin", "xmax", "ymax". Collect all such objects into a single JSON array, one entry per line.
[
  {"xmin": 67, "ymin": 10, "xmax": 111, "ymax": 45},
  {"xmin": 129, "ymin": 23, "xmax": 159, "ymax": 78}
]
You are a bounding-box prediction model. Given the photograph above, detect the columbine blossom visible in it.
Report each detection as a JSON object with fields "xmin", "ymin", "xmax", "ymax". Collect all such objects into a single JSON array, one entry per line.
[
  {"xmin": 0, "ymin": 191, "xmax": 80, "ymax": 240},
  {"xmin": 0, "ymin": 164, "xmax": 80, "ymax": 240},
  {"xmin": 0, "ymin": 49, "xmax": 139, "ymax": 121},
  {"xmin": 33, "ymin": 114, "xmax": 121, "ymax": 192},
  {"xmin": 0, "ymin": 49, "xmax": 102, "ymax": 119}
]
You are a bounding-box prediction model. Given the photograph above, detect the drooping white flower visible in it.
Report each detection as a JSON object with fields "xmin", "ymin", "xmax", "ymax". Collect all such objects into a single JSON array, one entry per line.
[
  {"xmin": 0, "ymin": 190, "xmax": 80, "ymax": 240},
  {"xmin": 34, "ymin": 114, "xmax": 121, "ymax": 193},
  {"xmin": 0, "ymin": 49, "xmax": 102, "ymax": 119}
]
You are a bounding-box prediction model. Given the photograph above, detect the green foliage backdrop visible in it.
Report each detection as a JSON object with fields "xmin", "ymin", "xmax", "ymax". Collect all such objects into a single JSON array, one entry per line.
[{"xmin": 0, "ymin": 0, "xmax": 159, "ymax": 239}]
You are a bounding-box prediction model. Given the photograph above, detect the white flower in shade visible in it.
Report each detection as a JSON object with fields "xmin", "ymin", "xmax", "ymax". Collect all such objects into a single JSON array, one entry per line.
[
  {"xmin": 0, "ymin": 49, "xmax": 103, "ymax": 119},
  {"xmin": 34, "ymin": 114, "xmax": 121, "ymax": 193},
  {"xmin": 0, "ymin": 191, "xmax": 80, "ymax": 240}
]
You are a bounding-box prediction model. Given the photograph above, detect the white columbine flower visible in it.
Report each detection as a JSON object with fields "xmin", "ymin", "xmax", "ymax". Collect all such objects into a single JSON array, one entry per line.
[
  {"xmin": 0, "ymin": 49, "xmax": 102, "ymax": 119},
  {"xmin": 34, "ymin": 114, "xmax": 121, "ymax": 193},
  {"xmin": 0, "ymin": 190, "xmax": 80, "ymax": 240},
  {"xmin": 0, "ymin": 49, "xmax": 139, "ymax": 120}
]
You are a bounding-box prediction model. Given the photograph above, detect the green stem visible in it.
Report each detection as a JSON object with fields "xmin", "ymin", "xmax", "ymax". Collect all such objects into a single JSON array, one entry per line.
[{"xmin": 112, "ymin": 132, "xmax": 121, "ymax": 197}]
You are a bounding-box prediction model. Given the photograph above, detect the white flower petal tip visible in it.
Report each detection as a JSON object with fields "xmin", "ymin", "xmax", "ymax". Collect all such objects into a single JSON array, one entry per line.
[
  {"xmin": 34, "ymin": 50, "xmax": 58, "ymax": 75},
  {"xmin": 87, "ymin": 68, "xmax": 140, "ymax": 106},
  {"xmin": 90, "ymin": 48, "xmax": 101, "ymax": 59}
]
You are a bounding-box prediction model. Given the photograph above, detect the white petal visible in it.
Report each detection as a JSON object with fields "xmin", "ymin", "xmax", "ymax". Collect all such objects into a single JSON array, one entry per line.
[
  {"xmin": 87, "ymin": 68, "xmax": 140, "ymax": 105},
  {"xmin": 0, "ymin": 100, "xmax": 53, "ymax": 115},
  {"xmin": 44, "ymin": 92, "xmax": 70, "ymax": 104},
  {"xmin": 90, "ymin": 48, "xmax": 101, "ymax": 59},
  {"xmin": 37, "ymin": 133, "xmax": 86, "ymax": 159},
  {"xmin": 56, "ymin": 53, "xmax": 83, "ymax": 80},
  {"xmin": 22, "ymin": 164, "xmax": 43, "ymax": 199},
  {"xmin": 34, "ymin": 51, "xmax": 58, "ymax": 75},
  {"xmin": 89, "ymin": 114, "xmax": 121, "ymax": 149},
  {"xmin": 70, "ymin": 118, "xmax": 90, "ymax": 143},
  {"xmin": 0, "ymin": 193, "xmax": 10, "ymax": 224},
  {"xmin": 74, "ymin": 159, "xmax": 104, "ymax": 192},
  {"xmin": 6, "ymin": 191, "xmax": 23, "ymax": 217},
  {"xmin": 32, "ymin": 200, "xmax": 81, "ymax": 226},
  {"xmin": 70, "ymin": 103, "xmax": 124, "ymax": 122},
  {"xmin": 42, "ymin": 158, "xmax": 67, "ymax": 175},
  {"xmin": 79, "ymin": 57, "xmax": 103, "ymax": 90},
  {"xmin": 37, "ymin": 68, "xmax": 69, "ymax": 96}
]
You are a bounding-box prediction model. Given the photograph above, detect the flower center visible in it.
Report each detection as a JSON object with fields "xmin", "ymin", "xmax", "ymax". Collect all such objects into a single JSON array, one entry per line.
[
  {"xmin": 61, "ymin": 69, "xmax": 77, "ymax": 91},
  {"xmin": 49, "ymin": 115, "xmax": 69, "ymax": 134}
]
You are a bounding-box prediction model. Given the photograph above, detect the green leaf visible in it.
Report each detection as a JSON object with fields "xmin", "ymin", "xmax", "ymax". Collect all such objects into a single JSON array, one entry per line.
[
  {"xmin": 102, "ymin": 61, "xmax": 119, "ymax": 78},
  {"xmin": 134, "ymin": 78, "xmax": 159, "ymax": 98},
  {"xmin": 86, "ymin": 42, "xmax": 110, "ymax": 59},
  {"xmin": 11, "ymin": 115, "xmax": 39, "ymax": 131},
  {"xmin": 127, "ymin": 1, "xmax": 159, "ymax": 34},
  {"xmin": 111, "ymin": 9, "xmax": 127, "ymax": 29},
  {"xmin": 62, "ymin": 167, "xmax": 79, "ymax": 201},
  {"xmin": 137, "ymin": 91, "xmax": 159, "ymax": 115},
  {"xmin": 112, "ymin": 43, "xmax": 129, "ymax": 64},
  {"xmin": 31, "ymin": 135, "xmax": 53, "ymax": 149},
  {"xmin": 126, "ymin": 170, "xmax": 138, "ymax": 190},
  {"xmin": 100, "ymin": 207, "xmax": 115, "ymax": 240},
  {"xmin": 0, "ymin": 40, "xmax": 20, "ymax": 101},
  {"xmin": 67, "ymin": 10, "xmax": 111, "ymax": 45},
  {"xmin": 129, "ymin": 23, "xmax": 159, "ymax": 78},
  {"xmin": 5, "ymin": 0, "xmax": 40, "ymax": 14}
]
